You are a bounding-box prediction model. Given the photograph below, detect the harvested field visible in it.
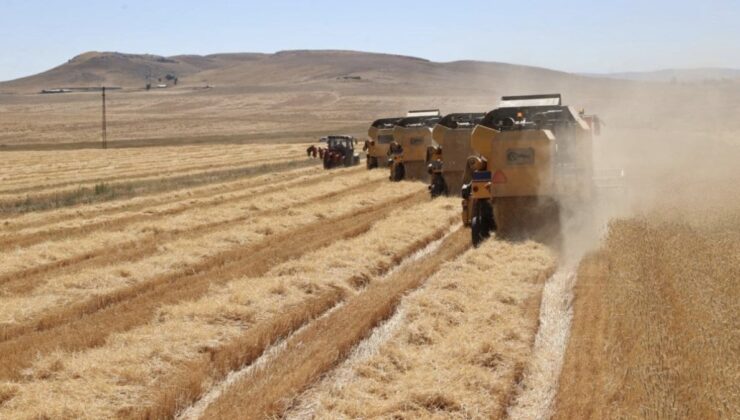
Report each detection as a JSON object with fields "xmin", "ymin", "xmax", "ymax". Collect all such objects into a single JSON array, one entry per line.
[
  {"xmin": 284, "ymin": 238, "xmax": 556, "ymax": 419},
  {"xmin": 2, "ymin": 51, "xmax": 737, "ymax": 417},
  {"xmin": 0, "ymin": 139, "xmax": 564, "ymax": 419}
]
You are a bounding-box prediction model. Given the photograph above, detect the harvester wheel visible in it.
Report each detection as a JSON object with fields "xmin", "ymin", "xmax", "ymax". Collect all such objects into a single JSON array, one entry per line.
[
  {"xmin": 391, "ymin": 163, "xmax": 405, "ymax": 182},
  {"xmin": 471, "ymin": 200, "xmax": 494, "ymax": 247},
  {"xmin": 429, "ymin": 174, "xmax": 447, "ymax": 198}
]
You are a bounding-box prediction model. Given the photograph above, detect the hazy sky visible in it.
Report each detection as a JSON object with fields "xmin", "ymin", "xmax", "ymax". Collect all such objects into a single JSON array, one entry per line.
[{"xmin": 1, "ymin": 0, "xmax": 738, "ymax": 82}]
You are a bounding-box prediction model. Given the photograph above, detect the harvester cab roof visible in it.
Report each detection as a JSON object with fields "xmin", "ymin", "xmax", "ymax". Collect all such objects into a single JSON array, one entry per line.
[
  {"xmin": 396, "ymin": 109, "xmax": 442, "ymax": 128},
  {"xmin": 406, "ymin": 109, "xmax": 441, "ymax": 118},
  {"xmin": 480, "ymin": 94, "xmax": 583, "ymax": 132},
  {"xmin": 437, "ymin": 113, "xmax": 485, "ymax": 129},
  {"xmin": 370, "ymin": 117, "xmax": 403, "ymax": 129},
  {"xmin": 321, "ymin": 135, "xmax": 356, "ymax": 150}
]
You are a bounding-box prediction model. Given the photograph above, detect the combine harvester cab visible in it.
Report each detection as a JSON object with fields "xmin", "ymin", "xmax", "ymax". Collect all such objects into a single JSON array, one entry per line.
[
  {"xmin": 320, "ymin": 135, "xmax": 360, "ymax": 169},
  {"xmin": 462, "ymin": 94, "xmax": 597, "ymax": 245},
  {"xmin": 428, "ymin": 112, "xmax": 485, "ymax": 198},
  {"xmin": 365, "ymin": 117, "xmax": 401, "ymax": 169},
  {"xmin": 388, "ymin": 109, "xmax": 442, "ymax": 182}
]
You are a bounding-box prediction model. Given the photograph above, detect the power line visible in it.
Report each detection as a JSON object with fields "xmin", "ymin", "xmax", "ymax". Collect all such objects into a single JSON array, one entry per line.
[{"xmin": 101, "ymin": 86, "xmax": 107, "ymax": 149}]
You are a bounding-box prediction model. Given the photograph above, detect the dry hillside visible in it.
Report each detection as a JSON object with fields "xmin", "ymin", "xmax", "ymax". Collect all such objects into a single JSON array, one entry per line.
[{"xmin": 1, "ymin": 50, "xmax": 737, "ymax": 153}]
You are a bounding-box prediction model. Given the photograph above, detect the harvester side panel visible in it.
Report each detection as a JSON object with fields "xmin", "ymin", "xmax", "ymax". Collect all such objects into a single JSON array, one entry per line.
[
  {"xmin": 367, "ymin": 127, "xmax": 393, "ymax": 162},
  {"xmin": 493, "ymin": 130, "xmax": 554, "ymax": 197},
  {"xmin": 432, "ymin": 124, "xmax": 474, "ymax": 193},
  {"xmin": 472, "ymin": 126, "xmax": 556, "ymax": 197},
  {"xmin": 433, "ymin": 125, "xmax": 473, "ymax": 171},
  {"xmin": 393, "ymin": 125, "xmax": 436, "ymax": 181}
]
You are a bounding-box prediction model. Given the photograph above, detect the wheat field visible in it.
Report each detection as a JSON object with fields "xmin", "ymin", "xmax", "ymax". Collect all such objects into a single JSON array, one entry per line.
[
  {"xmin": 1, "ymin": 127, "xmax": 737, "ymax": 419},
  {"xmin": 0, "ymin": 142, "xmax": 566, "ymax": 419},
  {"xmin": 554, "ymin": 176, "xmax": 740, "ymax": 419}
]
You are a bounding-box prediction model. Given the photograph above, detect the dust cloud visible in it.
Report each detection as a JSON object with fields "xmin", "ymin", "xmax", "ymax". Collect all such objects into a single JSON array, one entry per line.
[
  {"xmin": 508, "ymin": 77, "xmax": 740, "ymax": 419},
  {"xmin": 555, "ymin": 77, "xmax": 740, "ymax": 262}
]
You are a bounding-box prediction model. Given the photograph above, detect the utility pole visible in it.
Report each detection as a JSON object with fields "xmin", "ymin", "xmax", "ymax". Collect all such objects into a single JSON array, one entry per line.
[{"xmin": 101, "ymin": 86, "xmax": 108, "ymax": 149}]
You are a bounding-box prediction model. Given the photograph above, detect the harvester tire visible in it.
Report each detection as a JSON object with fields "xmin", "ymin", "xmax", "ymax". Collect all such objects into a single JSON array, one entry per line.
[
  {"xmin": 429, "ymin": 174, "xmax": 447, "ymax": 198},
  {"xmin": 471, "ymin": 200, "xmax": 494, "ymax": 247},
  {"xmin": 366, "ymin": 156, "xmax": 378, "ymax": 170},
  {"xmin": 391, "ymin": 163, "xmax": 405, "ymax": 182}
]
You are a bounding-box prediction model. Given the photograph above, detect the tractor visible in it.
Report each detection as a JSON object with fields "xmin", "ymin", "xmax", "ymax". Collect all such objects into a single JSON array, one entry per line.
[
  {"xmin": 365, "ymin": 117, "xmax": 402, "ymax": 169},
  {"xmin": 428, "ymin": 112, "xmax": 485, "ymax": 198},
  {"xmin": 388, "ymin": 110, "xmax": 442, "ymax": 182},
  {"xmin": 461, "ymin": 94, "xmax": 600, "ymax": 245},
  {"xmin": 320, "ymin": 135, "xmax": 360, "ymax": 169}
]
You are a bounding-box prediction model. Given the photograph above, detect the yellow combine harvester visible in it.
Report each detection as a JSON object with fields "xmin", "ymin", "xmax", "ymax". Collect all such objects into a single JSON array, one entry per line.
[
  {"xmin": 365, "ymin": 117, "xmax": 402, "ymax": 169},
  {"xmin": 462, "ymin": 94, "xmax": 600, "ymax": 245},
  {"xmin": 388, "ymin": 110, "xmax": 442, "ymax": 182},
  {"xmin": 428, "ymin": 112, "xmax": 485, "ymax": 197}
]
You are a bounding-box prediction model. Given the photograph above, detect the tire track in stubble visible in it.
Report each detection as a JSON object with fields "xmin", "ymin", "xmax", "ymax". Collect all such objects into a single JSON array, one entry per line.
[
  {"xmin": 198, "ymin": 228, "xmax": 470, "ymax": 420},
  {"xmin": 0, "ymin": 191, "xmax": 427, "ymax": 381},
  {"xmin": 135, "ymin": 223, "xmax": 462, "ymax": 419},
  {"xmin": 0, "ymin": 152, "xmax": 296, "ymax": 196},
  {"xmin": 1, "ymin": 164, "xmax": 339, "ymax": 233},
  {"xmin": 0, "ymin": 175, "xmax": 383, "ymax": 295},
  {"xmin": 0, "ymin": 158, "xmax": 320, "ymax": 214},
  {"xmin": 0, "ymin": 165, "xmax": 360, "ymax": 250}
]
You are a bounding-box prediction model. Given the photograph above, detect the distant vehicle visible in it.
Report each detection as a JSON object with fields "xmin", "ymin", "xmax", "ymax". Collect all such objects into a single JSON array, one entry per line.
[
  {"xmin": 388, "ymin": 110, "xmax": 441, "ymax": 182},
  {"xmin": 320, "ymin": 135, "xmax": 360, "ymax": 169},
  {"xmin": 428, "ymin": 112, "xmax": 485, "ymax": 198},
  {"xmin": 365, "ymin": 117, "xmax": 401, "ymax": 169}
]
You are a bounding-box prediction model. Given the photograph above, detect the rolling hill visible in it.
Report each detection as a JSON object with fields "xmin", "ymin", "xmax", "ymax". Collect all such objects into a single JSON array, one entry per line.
[
  {"xmin": 0, "ymin": 50, "xmax": 589, "ymax": 94},
  {"xmin": 588, "ymin": 68, "xmax": 740, "ymax": 83}
]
